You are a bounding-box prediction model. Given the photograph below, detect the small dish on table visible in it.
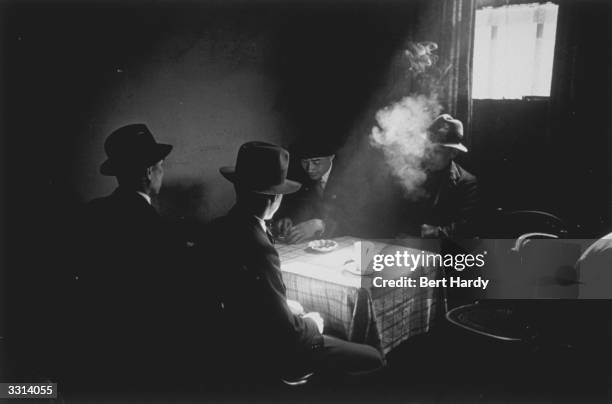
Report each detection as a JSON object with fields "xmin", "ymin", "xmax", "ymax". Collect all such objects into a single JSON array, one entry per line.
[{"xmin": 307, "ymin": 239, "xmax": 338, "ymax": 253}]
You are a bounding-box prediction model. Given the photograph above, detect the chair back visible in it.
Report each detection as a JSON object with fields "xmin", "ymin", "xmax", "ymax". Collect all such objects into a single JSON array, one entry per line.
[{"xmin": 496, "ymin": 210, "xmax": 569, "ymax": 238}]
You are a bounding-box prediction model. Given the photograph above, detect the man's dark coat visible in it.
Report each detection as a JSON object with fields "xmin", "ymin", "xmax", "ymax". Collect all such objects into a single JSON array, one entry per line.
[
  {"xmin": 203, "ymin": 206, "xmax": 322, "ymax": 376},
  {"xmin": 401, "ymin": 161, "xmax": 479, "ymax": 238}
]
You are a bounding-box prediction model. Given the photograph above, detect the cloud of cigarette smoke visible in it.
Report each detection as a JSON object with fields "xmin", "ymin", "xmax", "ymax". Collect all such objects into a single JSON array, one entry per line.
[
  {"xmin": 370, "ymin": 94, "xmax": 441, "ymax": 200},
  {"xmin": 369, "ymin": 41, "xmax": 444, "ymax": 200},
  {"xmin": 404, "ymin": 41, "xmax": 439, "ymax": 74}
]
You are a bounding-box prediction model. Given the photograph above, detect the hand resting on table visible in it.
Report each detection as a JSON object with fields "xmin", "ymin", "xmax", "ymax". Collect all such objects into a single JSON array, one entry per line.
[
  {"xmin": 302, "ymin": 312, "xmax": 324, "ymax": 334},
  {"xmin": 287, "ymin": 299, "xmax": 305, "ymax": 316}
]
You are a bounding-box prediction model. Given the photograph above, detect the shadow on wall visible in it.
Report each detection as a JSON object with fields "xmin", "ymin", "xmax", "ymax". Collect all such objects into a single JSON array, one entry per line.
[
  {"xmin": 7, "ymin": 1, "xmax": 424, "ymax": 226},
  {"xmin": 71, "ymin": 15, "xmax": 283, "ymax": 222},
  {"xmin": 159, "ymin": 180, "xmax": 209, "ymax": 222}
]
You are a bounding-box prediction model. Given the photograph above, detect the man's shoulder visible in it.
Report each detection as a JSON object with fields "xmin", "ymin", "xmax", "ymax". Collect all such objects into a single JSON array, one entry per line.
[
  {"xmin": 206, "ymin": 212, "xmax": 269, "ymax": 246},
  {"xmin": 203, "ymin": 213, "xmax": 277, "ymax": 273},
  {"xmin": 86, "ymin": 193, "xmax": 112, "ymax": 206},
  {"xmin": 84, "ymin": 190, "xmax": 157, "ymax": 222},
  {"xmin": 452, "ymin": 162, "xmax": 477, "ymax": 184},
  {"xmin": 82, "ymin": 194, "xmax": 114, "ymax": 217}
]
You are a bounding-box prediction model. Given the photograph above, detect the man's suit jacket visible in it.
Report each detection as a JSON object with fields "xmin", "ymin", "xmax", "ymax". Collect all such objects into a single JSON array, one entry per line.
[
  {"xmin": 401, "ymin": 161, "xmax": 479, "ymax": 238},
  {"xmin": 277, "ymin": 169, "xmax": 342, "ymax": 237},
  {"xmin": 79, "ymin": 187, "xmax": 175, "ymax": 289},
  {"xmin": 65, "ymin": 187, "xmax": 187, "ymax": 389},
  {"xmin": 203, "ymin": 206, "xmax": 322, "ymax": 374}
]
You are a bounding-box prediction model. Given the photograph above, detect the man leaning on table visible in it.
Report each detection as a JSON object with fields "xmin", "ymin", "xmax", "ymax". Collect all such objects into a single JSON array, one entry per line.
[
  {"xmin": 273, "ymin": 140, "xmax": 341, "ymax": 244},
  {"xmin": 202, "ymin": 141, "xmax": 384, "ymax": 382},
  {"xmin": 400, "ymin": 114, "xmax": 479, "ymax": 238}
]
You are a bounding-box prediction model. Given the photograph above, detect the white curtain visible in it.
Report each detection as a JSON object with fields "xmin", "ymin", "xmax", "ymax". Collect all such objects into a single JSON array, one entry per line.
[{"xmin": 472, "ymin": 2, "xmax": 559, "ymax": 99}]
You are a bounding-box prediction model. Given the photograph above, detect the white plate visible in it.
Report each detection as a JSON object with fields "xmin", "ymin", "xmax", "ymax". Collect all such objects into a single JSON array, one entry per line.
[{"xmin": 307, "ymin": 239, "xmax": 338, "ymax": 253}]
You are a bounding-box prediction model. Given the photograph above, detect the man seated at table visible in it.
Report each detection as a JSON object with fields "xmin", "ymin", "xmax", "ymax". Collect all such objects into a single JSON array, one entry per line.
[
  {"xmin": 66, "ymin": 124, "xmax": 193, "ymax": 392},
  {"xmin": 400, "ymin": 114, "xmax": 479, "ymax": 239},
  {"xmin": 273, "ymin": 140, "xmax": 341, "ymax": 244},
  {"xmin": 204, "ymin": 141, "xmax": 384, "ymax": 382}
]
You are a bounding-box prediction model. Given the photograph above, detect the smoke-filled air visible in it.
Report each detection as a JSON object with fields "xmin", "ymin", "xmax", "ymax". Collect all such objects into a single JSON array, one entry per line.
[
  {"xmin": 370, "ymin": 94, "xmax": 441, "ymax": 200},
  {"xmin": 370, "ymin": 41, "xmax": 446, "ymax": 200}
]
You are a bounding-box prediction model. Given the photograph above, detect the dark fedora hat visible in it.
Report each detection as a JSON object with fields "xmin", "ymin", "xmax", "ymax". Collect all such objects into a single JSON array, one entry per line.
[
  {"xmin": 293, "ymin": 139, "xmax": 337, "ymax": 160},
  {"xmin": 220, "ymin": 141, "xmax": 301, "ymax": 195},
  {"xmin": 100, "ymin": 123, "xmax": 173, "ymax": 176},
  {"xmin": 428, "ymin": 114, "xmax": 468, "ymax": 153}
]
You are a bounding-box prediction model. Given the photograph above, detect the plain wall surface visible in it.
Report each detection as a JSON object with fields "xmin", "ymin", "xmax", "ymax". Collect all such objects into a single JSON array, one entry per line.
[
  {"xmin": 74, "ymin": 31, "xmax": 283, "ymax": 221},
  {"xmin": 1, "ymin": 1, "xmax": 421, "ymax": 224}
]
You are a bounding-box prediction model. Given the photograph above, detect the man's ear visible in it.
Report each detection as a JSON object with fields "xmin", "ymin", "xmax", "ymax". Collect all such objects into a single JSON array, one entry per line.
[
  {"xmin": 330, "ymin": 155, "xmax": 336, "ymax": 162},
  {"xmin": 145, "ymin": 166, "xmax": 154, "ymax": 180}
]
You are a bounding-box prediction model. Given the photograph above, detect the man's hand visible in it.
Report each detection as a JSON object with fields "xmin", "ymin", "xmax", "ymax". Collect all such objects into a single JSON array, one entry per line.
[
  {"xmin": 287, "ymin": 219, "xmax": 324, "ymax": 244},
  {"xmin": 287, "ymin": 299, "xmax": 304, "ymax": 316},
  {"xmin": 303, "ymin": 312, "xmax": 324, "ymax": 334},
  {"xmin": 274, "ymin": 217, "xmax": 293, "ymax": 238},
  {"xmin": 421, "ymin": 224, "xmax": 441, "ymax": 238}
]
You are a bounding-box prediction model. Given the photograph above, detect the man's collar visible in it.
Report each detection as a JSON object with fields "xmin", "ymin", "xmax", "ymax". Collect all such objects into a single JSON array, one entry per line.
[
  {"xmin": 229, "ymin": 205, "xmax": 268, "ymax": 234},
  {"xmin": 320, "ymin": 161, "xmax": 333, "ymax": 187},
  {"xmin": 136, "ymin": 191, "xmax": 152, "ymax": 205},
  {"xmin": 253, "ymin": 215, "xmax": 267, "ymax": 233},
  {"xmin": 447, "ymin": 161, "xmax": 460, "ymax": 185}
]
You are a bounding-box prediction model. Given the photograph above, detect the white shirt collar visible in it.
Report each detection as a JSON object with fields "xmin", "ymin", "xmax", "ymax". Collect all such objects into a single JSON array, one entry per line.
[
  {"xmin": 136, "ymin": 191, "xmax": 152, "ymax": 205},
  {"xmin": 254, "ymin": 216, "xmax": 267, "ymax": 233},
  {"xmin": 320, "ymin": 162, "xmax": 333, "ymax": 189}
]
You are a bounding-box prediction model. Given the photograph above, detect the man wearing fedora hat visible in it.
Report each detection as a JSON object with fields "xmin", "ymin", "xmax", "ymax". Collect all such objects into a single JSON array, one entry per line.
[
  {"xmin": 86, "ymin": 123, "xmax": 174, "ymax": 264},
  {"xmin": 273, "ymin": 140, "xmax": 342, "ymax": 244},
  {"xmin": 66, "ymin": 123, "xmax": 189, "ymax": 391},
  {"xmin": 203, "ymin": 141, "xmax": 384, "ymax": 383},
  {"xmin": 401, "ymin": 114, "xmax": 479, "ymax": 238}
]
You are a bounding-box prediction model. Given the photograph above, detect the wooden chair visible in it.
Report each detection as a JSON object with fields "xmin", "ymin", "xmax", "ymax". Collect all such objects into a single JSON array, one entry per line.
[{"xmin": 446, "ymin": 210, "xmax": 577, "ymax": 345}]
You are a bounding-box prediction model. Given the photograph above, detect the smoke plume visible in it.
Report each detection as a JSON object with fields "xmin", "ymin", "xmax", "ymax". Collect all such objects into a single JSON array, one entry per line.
[
  {"xmin": 370, "ymin": 41, "xmax": 446, "ymax": 200},
  {"xmin": 370, "ymin": 94, "xmax": 441, "ymax": 200}
]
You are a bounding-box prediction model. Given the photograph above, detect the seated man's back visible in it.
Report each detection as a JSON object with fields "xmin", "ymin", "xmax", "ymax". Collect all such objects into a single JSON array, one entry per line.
[
  {"xmin": 204, "ymin": 207, "xmax": 322, "ymax": 378},
  {"xmin": 203, "ymin": 141, "xmax": 385, "ymax": 384},
  {"xmin": 60, "ymin": 124, "xmax": 189, "ymax": 392}
]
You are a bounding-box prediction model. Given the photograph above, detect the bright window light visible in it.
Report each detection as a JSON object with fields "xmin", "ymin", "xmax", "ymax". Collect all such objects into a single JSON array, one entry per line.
[{"xmin": 472, "ymin": 2, "xmax": 559, "ymax": 99}]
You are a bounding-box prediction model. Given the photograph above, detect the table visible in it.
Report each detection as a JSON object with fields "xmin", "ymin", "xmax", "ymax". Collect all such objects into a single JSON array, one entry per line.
[{"xmin": 278, "ymin": 236, "xmax": 443, "ymax": 354}]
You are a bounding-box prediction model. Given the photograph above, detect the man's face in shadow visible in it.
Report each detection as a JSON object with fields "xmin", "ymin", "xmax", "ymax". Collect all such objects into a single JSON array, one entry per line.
[
  {"xmin": 424, "ymin": 145, "xmax": 458, "ymax": 172},
  {"xmin": 300, "ymin": 155, "xmax": 334, "ymax": 181},
  {"xmin": 148, "ymin": 160, "xmax": 165, "ymax": 196},
  {"xmin": 264, "ymin": 194, "xmax": 283, "ymax": 220}
]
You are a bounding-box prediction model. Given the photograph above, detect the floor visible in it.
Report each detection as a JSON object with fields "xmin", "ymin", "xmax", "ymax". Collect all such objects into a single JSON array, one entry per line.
[{"xmin": 5, "ymin": 313, "xmax": 610, "ymax": 403}]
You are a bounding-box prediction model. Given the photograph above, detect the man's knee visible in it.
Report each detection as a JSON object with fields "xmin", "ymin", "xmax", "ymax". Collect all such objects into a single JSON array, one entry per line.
[
  {"xmin": 360, "ymin": 344, "xmax": 386, "ymax": 371},
  {"xmin": 320, "ymin": 335, "xmax": 385, "ymax": 373}
]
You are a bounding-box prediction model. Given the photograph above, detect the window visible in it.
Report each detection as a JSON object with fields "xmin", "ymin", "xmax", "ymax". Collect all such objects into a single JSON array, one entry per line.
[{"xmin": 472, "ymin": 2, "xmax": 559, "ymax": 99}]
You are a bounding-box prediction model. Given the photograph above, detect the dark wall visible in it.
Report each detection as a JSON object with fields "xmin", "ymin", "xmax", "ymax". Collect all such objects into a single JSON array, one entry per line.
[
  {"xmin": 469, "ymin": 0, "xmax": 612, "ymax": 237},
  {"xmin": 549, "ymin": 0, "xmax": 612, "ymax": 236},
  {"xmin": 1, "ymin": 0, "xmax": 421, "ymax": 224},
  {"xmin": 471, "ymin": 99, "xmax": 554, "ymax": 214}
]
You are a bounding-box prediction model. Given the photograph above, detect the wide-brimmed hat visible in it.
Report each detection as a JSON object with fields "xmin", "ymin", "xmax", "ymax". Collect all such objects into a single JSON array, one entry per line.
[
  {"xmin": 428, "ymin": 114, "xmax": 468, "ymax": 153},
  {"xmin": 100, "ymin": 123, "xmax": 173, "ymax": 176},
  {"xmin": 220, "ymin": 141, "xmax": 301, "ymax": 195},
  {"xmin": 293, "ymin": 139, "xmax": 337, "ymax": 160}
]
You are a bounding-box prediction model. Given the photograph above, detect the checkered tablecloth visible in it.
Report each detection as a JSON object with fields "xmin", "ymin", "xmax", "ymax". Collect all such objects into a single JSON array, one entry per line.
[{"xmin": 278, "ymin": 236, "xmax": 442, "ymax": 354}]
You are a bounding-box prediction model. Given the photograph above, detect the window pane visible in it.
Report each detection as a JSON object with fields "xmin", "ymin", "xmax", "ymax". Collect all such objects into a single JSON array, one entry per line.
[{"xmin": 472, "ymin": 2, "xmax": 559, "ymax": 99}]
